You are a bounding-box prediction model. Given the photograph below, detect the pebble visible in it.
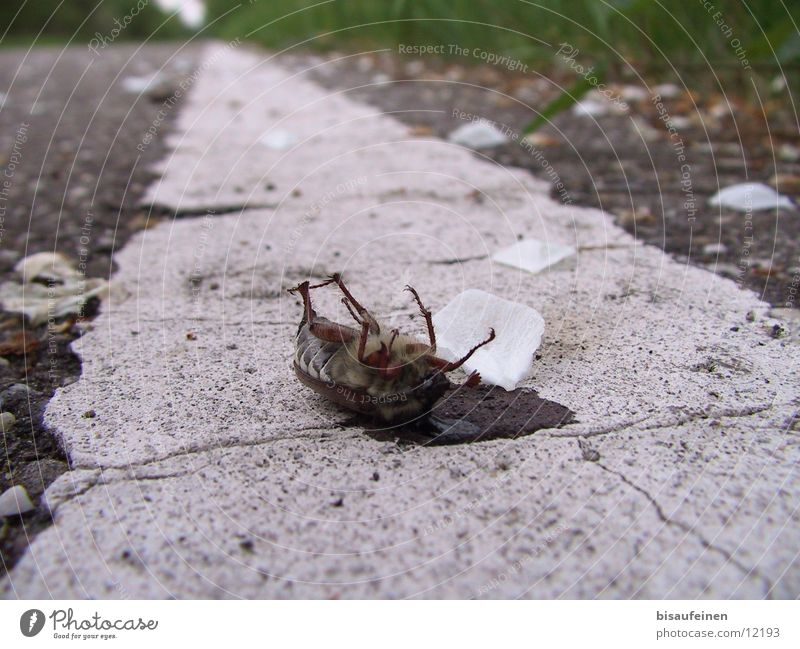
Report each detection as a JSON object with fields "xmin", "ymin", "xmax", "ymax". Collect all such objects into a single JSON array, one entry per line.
[
  {"xmin": 0, "ymin": 411, "xmax": 15, "ymax": 432},
  {"xmin": 0, "ymin": 383, "xmax": 37, "ymax": 411},
  {"xmin": 95, "ymin": 234, "xmax": 116, "ymax": 253},
  {"xmin": 448, "ymin": 121, "xmax": 508, "ymax": 149},
  {"xmin": 768, "ymin": 309, "xmax": 800, "ymax": 341},
  {"xmin": 653, "ymin": 83, "xmax": 681, "ymax": 99},
  {"xmin": 768, "ymin": 173, "xmax": 800, "ymax": 194},
  {"xmin": 702, "ymin": 243, "xmax": 728, "ymax": 255},
  {"xmin": 666, "ymin": 116, "xmax": 691, "ymax": 130},
  {"xmin": 709, "ymin": 182, "xmax": 796, "ymax": 212},
  {"xmin": 0, "ymin": 249, "xmax": 18, "ymax": 270},
  {"xmin": 764, "ymin": 319, "xmax": 789, "ymax": 339},
  {"xmin": 0, "ymin": 485, "xmax": 35, "ymax": 517},
  {"xmin": 778, "ymin": 143, "xmax": 800, "ymax": 162}
]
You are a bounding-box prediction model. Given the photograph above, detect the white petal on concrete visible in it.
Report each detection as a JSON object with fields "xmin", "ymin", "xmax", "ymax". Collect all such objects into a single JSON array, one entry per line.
[
  {"xmin": 14, "ymin": 252, "xmax": 78, "ymax": 282},
  {"xmin": 619, "ymin": 85, "xmax": 649, "ymax": 102},
  {"xmin": 0, "ymin": 485, "xmax": 35, "ymax": 517},
  {"xmin": 653, "ymin": 83, "xmax": 681, "ymax": 98},
  {"xmin": 121, "ymin": 75, "xmax": 154, "ymax": 93},
  {"xmin": 0, "ymin": 279, "xmax": 108, "ymax": 326},
  {"xmin": 120, "ymin": 73, "xmax": 172, "ymax": 98},
  {"xmin": 259, "ymin": 129, "xmax": 298, "ymax": 150},
  {"xmin": 709, "ymin": 182, "xmax": 796, "ymax": 211},
  {"xmin": 492, "ymin": 238, "xmax": 575, "ymax": 275},
  {"xmin": 667, "ymin": 115, "xmax": 691, "ymax": 130},
  {"xmin": 571, "ymin": 98, "xmax": 609, "ymax": 117},
  {"xmin": 572, "ymin": 91, "xmax": 629, "ymax": 118},
  {"xmin": 0, "ymin": 253, "xmax": 108, "ymax": 326},
  {"xmin": 447, "ymin": 120, "xmax": 508, "ymax": 149},
  {"xmin": 432, "ymin": 289, "xmax": 545, "ymax": 390},
  {"xmin": 703, "ymin": 243, "xmax": 728, "ymax": 255}
]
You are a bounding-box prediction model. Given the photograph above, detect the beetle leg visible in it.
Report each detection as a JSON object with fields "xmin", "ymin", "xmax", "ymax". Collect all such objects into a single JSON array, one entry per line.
[
  {"xmin": 341, "ymin": 297, "xmax": 364, "ymax": 326},
  {"xmin": 381, "ymin": 329, "xmax": 403, "ymax": 379},
  {"xmin": 288, "ymin": 280, "xmax": 358, "ymax": 343},
  {"xmin": 329, "ymin": 273, "xmax": 380, "ymax": 334},
  {"xmin": 425, "ymin": 328, "xmax": 496, "ymax": 372},
  {"xmin": 404, "ymin": 284, "xmax": 436, "ymax": 351},
  {"xmin": 388, "ymin": 328, "xmax": 400, "ymax": 352},
  {"xmin": 308, "ymin": 277, "xmax": 336, "ymax": 290},
  {"xmin": 405, "ymin": 342, "xmax": 430, "ymax": 357},
  {"xmin": 356, "ymin": 320, "xmax": 370, "ymax": 361}
]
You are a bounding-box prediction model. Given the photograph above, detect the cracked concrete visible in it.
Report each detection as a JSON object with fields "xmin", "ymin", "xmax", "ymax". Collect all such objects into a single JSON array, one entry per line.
[{"xmin": 2, "ymin": 43, "xmax": 798, "ymax": 598}]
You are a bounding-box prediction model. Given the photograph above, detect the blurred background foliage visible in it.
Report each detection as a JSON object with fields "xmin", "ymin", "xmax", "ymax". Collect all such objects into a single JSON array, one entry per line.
[
  {"xmin": 203, "ymin": 0, "xmax": 800, "ymax": 71},
  {"xmin": 2, "ymin": 0, "xmax": 797, "ymax": 87},
  {"xmin": 1, "ymin": 0, "xmax": 189, "ymax": 46}
]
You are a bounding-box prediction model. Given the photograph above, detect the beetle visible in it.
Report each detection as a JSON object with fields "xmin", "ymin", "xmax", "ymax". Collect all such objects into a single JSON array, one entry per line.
[{"xmin": 287, "ymin": 274, "xmax": 495, "ymax": 424}]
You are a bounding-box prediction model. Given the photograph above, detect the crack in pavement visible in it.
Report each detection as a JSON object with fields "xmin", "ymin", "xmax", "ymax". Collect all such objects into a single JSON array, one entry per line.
[
  {"xmin": 68, "ymin": 423, "xmax": 359, "ymax": 472},
  {"xmin": 44, "ymin": 422, "xmax": 365, "ymax": 513},
  {"xmin": 43, "ymin": 465, "xmax": 209, "ymax": 514},
  {"xmin": 547, "ymin": 402, "xmax": 778, "ymax": 439},
  {"xmin": 143, "ymin": 202, "xmax": 277, "ymax": 217},
  {"xmin": 593, "ymin": 454, "xmax": 775, "ymax": 598}
]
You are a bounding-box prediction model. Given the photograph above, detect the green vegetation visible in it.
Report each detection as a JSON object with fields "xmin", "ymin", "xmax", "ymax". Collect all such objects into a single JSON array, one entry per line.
[
  {"xmin": 4, "ymin": 1, "xmax": 796, "ymax": 72},
  {"xmin": 204, "ymin": 0, "xmax": 800, "ymax": 71},
  {"xmin": 1, "ymin": 0, "xmax": 188, "ymax": 46}
]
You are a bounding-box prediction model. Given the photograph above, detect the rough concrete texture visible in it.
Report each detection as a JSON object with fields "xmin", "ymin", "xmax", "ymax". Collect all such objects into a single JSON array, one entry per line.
[{"xmin": 3, "ymin": 43, "xmax": 798, "ymax": 599}]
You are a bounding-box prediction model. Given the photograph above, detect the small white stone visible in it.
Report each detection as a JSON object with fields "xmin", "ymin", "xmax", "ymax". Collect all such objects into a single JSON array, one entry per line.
[
  {"xmin": 0, "ymin": 411, "xmax": 15, "ymax": 432},
  {"xmin": 571, "ymin": 99, "xmax": 609, "ymax": 117},
  {"xmin": 653, "ymin": 83, "xmax": 681, "ymax": 98},
  {"xmin": 630, "ymin": 116, "xmax": 661, "ymax": 142},
  {"xmin": 779, "ymin": 143, "xmax": 800, "ymax": 162},
  {"xmin": 432, "ymin": 289, "xmax": 545, "ymax": 390},
  {"xmin": 709, "ymin": 182, "xmax": 796, "ymax": 212},
  {"xmin": 702, "ymin": 243, "xmax": 728, "ymax": 255},
  {"xmin": 0, "ymin": 485, "xmax": 35, "ymax": 517},
  {"xmin": 667, "ymin": 116, "xmax": 691, "ymax": 130},
  {"xmin": 492, "ymin": 238, "xmax": 575, "ymax": 275},
  {"xmin": 619, "ymin": 85, "xmax": 649, "ymax": 102},
  {"xmin": 121, "ymin": 73, "xmax": 172, "ymax": 97},
  {"xmin": 448, "ymin": 121, "xmax": 508, "ymax": 149},
  {"xmin": 259, "ymin": 130, "xmax": 298, "ymax": 150},
  {"xmin": 770, "ymin": 75, "xmax": 787, "ymax": 93}
]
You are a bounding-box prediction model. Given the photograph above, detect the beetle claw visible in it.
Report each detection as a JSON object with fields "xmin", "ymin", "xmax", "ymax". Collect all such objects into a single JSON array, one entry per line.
[{"xmin": 464, "ymin": 371, "xmax": 482, "ymax": 388}]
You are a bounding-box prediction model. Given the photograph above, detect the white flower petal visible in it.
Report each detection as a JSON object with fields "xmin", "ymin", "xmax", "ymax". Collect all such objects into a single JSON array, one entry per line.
[
  {"xmin": 492, "ymin": 238, "xmax": 575, "ymax": 275},
  {"xmin": 709, "ymin": 182, "xmax": 796, "ymax": 212},
  {"xmin": 448, "ymin": 121, "xmax": 508, "ymax": 149},
  {"xmin": 432, "ymin": 289, "xmax": 545, "ymax": 391}
]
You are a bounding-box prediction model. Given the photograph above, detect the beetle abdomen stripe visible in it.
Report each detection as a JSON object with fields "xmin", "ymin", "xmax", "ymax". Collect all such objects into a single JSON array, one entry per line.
[{"xmin": 295, "ymin": 324, "xmax": 342, "ymax": 381}]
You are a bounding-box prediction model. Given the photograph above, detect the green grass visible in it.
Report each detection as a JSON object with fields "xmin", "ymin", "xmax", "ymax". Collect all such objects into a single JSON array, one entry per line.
[
  {"xmin": 204, "ymin": 0, "xmax": 800, "ymax": 73},
  {"xmin": 1, "ymin": 0, "xmax": 189, "ymax": 47},
  {"xmin": 5, "ymin": 1, "xmax": 797, "ymax": 74}
]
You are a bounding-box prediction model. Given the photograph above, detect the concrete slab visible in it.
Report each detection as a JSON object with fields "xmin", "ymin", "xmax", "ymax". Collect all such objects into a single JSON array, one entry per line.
[{"xmin": 3, "ymin": 43, "xmax": 798, "ymax": 599}]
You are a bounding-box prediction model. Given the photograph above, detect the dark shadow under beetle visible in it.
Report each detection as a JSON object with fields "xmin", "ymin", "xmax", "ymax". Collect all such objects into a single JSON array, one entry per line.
[{"xmin": 364, "ymin": 383, "xmax": 575, "ymax": 446}]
